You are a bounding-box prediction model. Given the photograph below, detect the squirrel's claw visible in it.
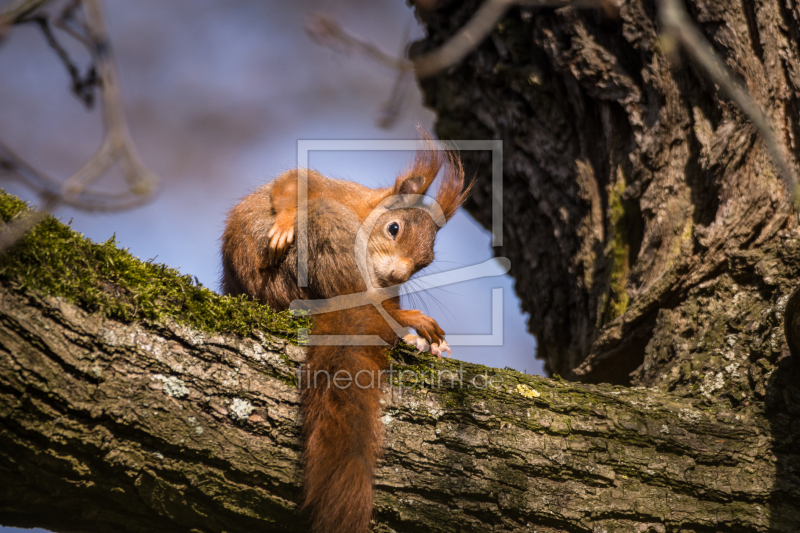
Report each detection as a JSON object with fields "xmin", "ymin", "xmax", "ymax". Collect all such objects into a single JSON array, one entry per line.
[
  {"xmin": 430, "ymin": 339, "xmax": 451, "ymax": 358},
  {"xmin": 265, "ymin": 216, "xmax": 295, "ymax": 266},
  {"xmin": 436, "ymin": 339, "xmax": 451, "ymax": 358},
  {"xmin": 404, "ymin": 333, "xmax": 450, "ymax": 358}
]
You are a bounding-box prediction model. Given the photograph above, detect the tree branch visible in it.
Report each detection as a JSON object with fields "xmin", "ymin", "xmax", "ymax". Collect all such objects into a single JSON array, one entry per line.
[
  {"xmin": 0, "ymin": 0, "xmax": 52, "ymax": 28},
  {"xmin": 1, "ymin": 0, "xmax": 160, "ymax": 208},
  {"xmin": 305, "ymin": 0, "xmax": 607, "ymax": 128},
  {"xmin": 0, "ymin": 193, "xmax": 794, "ymax": 532},
  {"xmin": 60, "ymin": 0, "xmax": 158, "ymax": 204},
  {"xmin": 0, "ymin": 0, "xmax": 160, "ymax": 252}
]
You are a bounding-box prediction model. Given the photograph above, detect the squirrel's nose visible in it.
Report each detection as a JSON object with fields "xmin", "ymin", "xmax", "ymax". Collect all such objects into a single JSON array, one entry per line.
[
  {"xmin": 386, "ymin": 259, "xmax": 413, "ymax": 284},
  {"xmin": 388, "ymin": 268, "xmax": 409, "ymax": 284}
]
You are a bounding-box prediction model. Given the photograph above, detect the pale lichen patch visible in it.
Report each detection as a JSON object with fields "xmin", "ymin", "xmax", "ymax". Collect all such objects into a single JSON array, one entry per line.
[
  {"xmin": 153, "ymin": 374, "xmax": 190, "ymax": 398},
  {"xmin": 700, "ymin": 372, "xmax": 725, "ymax": 398},
  {"xmin": 230, "ymin": 398, "xmax": 254, "ymax": 421}
]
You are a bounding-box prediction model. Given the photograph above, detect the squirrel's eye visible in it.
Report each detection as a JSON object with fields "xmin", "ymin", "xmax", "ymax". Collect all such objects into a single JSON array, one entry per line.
[{"xmin": 387, "ymin": 222, "xmax": 400, "ymax": 238}]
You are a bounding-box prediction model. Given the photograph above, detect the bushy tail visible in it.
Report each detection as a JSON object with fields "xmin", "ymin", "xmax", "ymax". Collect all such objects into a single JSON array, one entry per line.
[{"xmin": 301, "ymin": 307, "xmax": 390, "ymax": 533}]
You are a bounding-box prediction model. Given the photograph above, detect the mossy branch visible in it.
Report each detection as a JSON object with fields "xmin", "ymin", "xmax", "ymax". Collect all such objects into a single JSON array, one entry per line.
[{"xmin": 0, "ymin": 191, "xmax": 795, "ymax": 532}]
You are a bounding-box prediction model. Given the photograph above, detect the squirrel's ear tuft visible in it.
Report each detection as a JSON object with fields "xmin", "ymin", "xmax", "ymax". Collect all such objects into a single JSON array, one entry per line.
[
  {"xmin": 392, "ymin": 126, "xmax": 472, "ymax": 221},
  {"xmin": 393, "ymin": 128, "xmax": 441, "ymax": 197},
  {"xmin": 435, "ymin": 147, "xmax": 473, "ymax": 222}
]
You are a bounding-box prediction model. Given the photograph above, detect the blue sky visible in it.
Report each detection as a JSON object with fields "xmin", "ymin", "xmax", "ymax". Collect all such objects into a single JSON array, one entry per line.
[{"xmin": 0, "ymin": 0, "xmax": 541, "ymax": 374}]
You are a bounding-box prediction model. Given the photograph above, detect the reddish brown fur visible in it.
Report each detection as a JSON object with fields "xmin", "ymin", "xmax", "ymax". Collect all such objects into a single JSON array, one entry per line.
[
  {"xmin": 221, "ymin": 179, "xmax": 374, "ymax": 308},
  {"xmin": 300, "ymin": 207, "xmax": 443, "ymax": 533},
  {"xmin": 220, "ymin": 133, "xmax": 469, "ymax": 533},
  {"xmin": 395, "ymin": 131, "xmax": 473, "ymax": 223},
  {"xmin": 301, "ymin": 302, "xmax": 395, "ymax": 533},
  {"xmin": 434, "ymin": 147, "xmax": 473, "ymax": 221}
]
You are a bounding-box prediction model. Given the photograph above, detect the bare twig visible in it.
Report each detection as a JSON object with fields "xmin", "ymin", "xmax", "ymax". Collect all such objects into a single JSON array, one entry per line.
[
  {"xmin": 307, "ymin": 0, "xmax": 605, "ymax": 128},
  {"xmin": 61, "ymin": 0, "xmax": 159, "ymax": 203},
  {"xmin": 19, "ymin": 14, "xmax": 98, "ymax": 107},
  {"xmin": 0, "ymin": 142, "xmax": 155, "ymax": 211},
  {"xmin": 413, "ymin": 0, "xmax": 607, "ymax": 77},
  {"xmin": 658, "ymin": 0, "xmax": 800, "ymax": 210},
  {"xmin": 53, "ymin": 0, "xmax": 93, "ymax": 49},
  {"xmin": 413, "ymin": 0, "xmax": 516, "ymax": 78},
  {"xmin": 0, "ymin": 0, "xmax": 159, "ymax": 208},
  {"xmin": 377, "ymin": 69, "xmax": 414, "ymax": 129},
  {"xmin": 308, "ymin": 1, "xmax": 606, "ymax": 81},
  {"xmin": 305, "ymin": 14, "xmax": 409, "ymax": 72},
  {"xmin": 0, "ymin": 0, "xmax": 159, "ymax": 252},
  {"xmin": 0, "ymin": 0, "xmax": 52, "ymax": 28}
]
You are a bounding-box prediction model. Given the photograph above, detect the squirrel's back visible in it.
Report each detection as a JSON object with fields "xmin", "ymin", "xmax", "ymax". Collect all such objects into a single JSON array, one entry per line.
[{"xmin": 221, "ymin": 181, "xmax": 367, "ymax": 309}]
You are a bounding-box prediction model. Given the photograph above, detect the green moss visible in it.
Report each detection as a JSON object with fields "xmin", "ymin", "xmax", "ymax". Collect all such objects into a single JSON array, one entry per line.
[
  {"xmin": 602, "ymin": 172, "xmax": 630, "ymax": 323},
  {"xmin": 0, "ymin": 192, "xmax": 309, "ymax": 339}
]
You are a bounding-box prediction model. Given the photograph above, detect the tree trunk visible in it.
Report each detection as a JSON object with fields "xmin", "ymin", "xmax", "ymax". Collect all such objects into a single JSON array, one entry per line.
[
  {"xmin": 4, "ymin": 0, "xmax": 800, "ymax": 530},
  {"xmin": 415, "ymin": 0, "xmax": 800, "ymax": 392}
]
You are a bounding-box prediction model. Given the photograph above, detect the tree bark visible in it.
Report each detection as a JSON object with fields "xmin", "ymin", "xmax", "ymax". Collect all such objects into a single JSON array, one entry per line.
[
  {"xmin": 1, "ymin": 276, "xmax": 796, "ymax": 533},
  {"xmin": 414, "ymin": 0, "xmax": 800, "ymax": 396}
]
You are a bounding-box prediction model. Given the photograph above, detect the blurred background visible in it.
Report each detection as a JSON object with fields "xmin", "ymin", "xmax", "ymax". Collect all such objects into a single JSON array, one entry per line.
[{"xmin": 0, "ymin": 0, "xmax": 541, "ymax": 382}]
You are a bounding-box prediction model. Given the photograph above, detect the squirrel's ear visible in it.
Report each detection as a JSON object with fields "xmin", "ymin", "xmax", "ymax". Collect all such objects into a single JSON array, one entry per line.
[
  {"xmin": 393, "ymin": 135, "xmax": 441, "ymax": 197},
  {"xmin": 395, "ymin": 175, "xmax": 426, "ymax": 196}
]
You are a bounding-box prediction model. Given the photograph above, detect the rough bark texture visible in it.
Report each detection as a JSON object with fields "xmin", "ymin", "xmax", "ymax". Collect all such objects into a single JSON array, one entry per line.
[
  {"xmin": 408, "ymin": 0, "xmax": 800, "ymax": 529},
  {"xmin": 1, "ymin": 282, "xmax": 797, "ymax": 533},
  {"xmin": 415, "ymin": 0, "xmax": 800, "ymax": 396}
]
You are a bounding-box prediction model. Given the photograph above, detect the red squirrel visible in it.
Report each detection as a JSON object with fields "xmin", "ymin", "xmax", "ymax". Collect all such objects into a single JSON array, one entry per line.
[{"xmin": 220, "ymin": 137, "xmax": 470, "ymax": 533}]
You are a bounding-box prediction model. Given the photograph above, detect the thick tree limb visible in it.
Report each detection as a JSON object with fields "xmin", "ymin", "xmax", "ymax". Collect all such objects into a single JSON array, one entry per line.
[{"xmin": 0, "ymin": 223, "xmax": 797, "ymax": 531}]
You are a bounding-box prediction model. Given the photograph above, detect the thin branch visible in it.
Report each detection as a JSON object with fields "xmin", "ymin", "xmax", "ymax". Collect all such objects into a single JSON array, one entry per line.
[
  {"xmin": 0, "ymin": 142, "xmax": 155, "ymax": 211},
  {"xmin": 60, "ymin": 0, "xmax": 159, "ymax": 202},
  {"xmin": 413, "ymin": 0, "xmax": 607, "ymax": 78},
  {"xmin": 305, "ymin": 14, "xmax": 409, "ymax": 72},
  {"xmin": 658, "ymin": 0, "xmax": 800, "ymax": 210},
  {"xmin": 53, "ymin": 0, "xmax": 94, "ymax": 49},
  {"xmin": 0, "ymin": 0, "xmax": 52, "ymax": 28},
  {"xmin": 377, "ymin": 69, "xmax": 414, "ymax": 129},
  {"xmin": 0, "ymin": 0, "xmax": 159, "ymax": 251},
  {"xmin": 413, "ymin": 0, "xmax": 515, "ymax": 78},
  {"xmin": 0, "ymin": 0, "xmax": 159, "ymax": 208},
  {"xmin": 19, "ymin": 14, "xmax": 98, "ymax": 107},
  {"xmin": 306, "ymin": 1, "xmax": 605, "ymax": 81},
  {"xmin": 306, "ymin": 0, "xmax": 605, "ymax": 128}
]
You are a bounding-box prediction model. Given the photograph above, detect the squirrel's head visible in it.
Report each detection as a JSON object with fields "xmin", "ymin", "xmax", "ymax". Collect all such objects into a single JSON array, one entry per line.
[
  {"xmin": 366, "ymin": 128, "xmax": 474, "ymax": 288},
  {"xmin": 367, "ymin": 208, "xmax": 438, "ymax": 287},
  {"xmin": 360, "ymin": 129, "xmax": 474, "ymax": 287}
]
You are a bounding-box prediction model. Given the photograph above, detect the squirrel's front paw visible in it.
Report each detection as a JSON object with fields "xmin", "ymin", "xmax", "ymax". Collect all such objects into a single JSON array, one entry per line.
[
  {"xmin": 265, "ymin": 214, "xmax": 295, "ymax": 265},
  {"xmin": 390, "ymin": 309, "xmax": 449, "ymax": 356},
  {"xmin": 403, "ymin": 333, "xmax": 450, "ymax": 358},
  {"xmin": 403, "ymin": 333, "xmax": 430, "ymax": 353}
]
